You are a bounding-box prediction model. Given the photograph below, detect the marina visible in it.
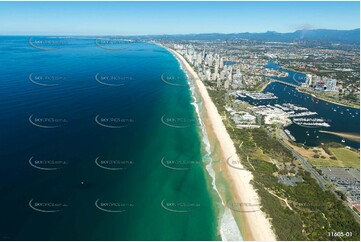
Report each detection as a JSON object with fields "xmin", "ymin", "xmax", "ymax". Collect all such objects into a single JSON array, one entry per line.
[
  {"xmin": 289, "ymin": 111, "xmax": 318, "ymax": 117},
  {"xmin": 245, "ymin": 92, "xmax": 278, "ymax": 100},
  {"xmin": 293, "ymin": 120, "xmax": 331, "ymax": 128},
  {"xmin": 236, "ymin": 62, "xmax": 360, "ymax": 149}
]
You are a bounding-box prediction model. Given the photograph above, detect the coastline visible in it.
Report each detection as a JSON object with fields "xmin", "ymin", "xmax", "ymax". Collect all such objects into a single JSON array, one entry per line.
[
  {"xmin": 164, "ymin": 45, "xmax": 276, "ymax": 241},
  {"xmin": 296, "ymin": 87, "xmax": 360, "ymax": 110},
  {"xmin": 257, "ymin": 79, "xmax": 359, "ymax": 110},
  {"xmin": 270, "ymin": 62, "xmax": 359, "ymax": 109},
  {"xmin": 258, "ymin": 80, "xmax": 272, "ymax": 92}
]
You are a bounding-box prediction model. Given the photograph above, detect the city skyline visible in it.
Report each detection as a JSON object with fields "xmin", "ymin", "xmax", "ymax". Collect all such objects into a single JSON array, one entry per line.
[
  {"xmin": 0, "ymin": 1, "xmax": 359, "ymax": 35},
  {"xmin": 0, "ymin": 1, "xmax": 359, "ymax": 241}
]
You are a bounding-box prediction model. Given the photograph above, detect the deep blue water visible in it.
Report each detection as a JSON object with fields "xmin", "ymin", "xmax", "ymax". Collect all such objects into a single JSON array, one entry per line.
[{"xmin": 0, "ymin": 37, "xmax": 219, "ymax": 240}]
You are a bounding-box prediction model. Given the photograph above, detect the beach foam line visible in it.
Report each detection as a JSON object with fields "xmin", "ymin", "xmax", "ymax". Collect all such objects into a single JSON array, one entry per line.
[
  {"xmin": 169, "ymin": 46, "xmax": 243, "ymax": 241},
  {"xmin": 191, "ymin": 80, "xmax": 243, "ymax": 241},
  {"xmin": 163, "ymin": 44, "xmax": 276, "ymax": 241}
]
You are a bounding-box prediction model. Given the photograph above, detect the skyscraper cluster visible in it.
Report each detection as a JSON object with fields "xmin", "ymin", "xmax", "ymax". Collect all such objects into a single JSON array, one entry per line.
[{"xmin": 174, "ymin": 44, "xmax": 243, "ymax": 89}]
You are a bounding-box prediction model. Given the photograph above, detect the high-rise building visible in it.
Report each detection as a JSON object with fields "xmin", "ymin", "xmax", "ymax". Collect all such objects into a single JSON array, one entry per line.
[
  {"xmin": 227, "ymin": 72, "xmax": 232, "ymax": 82},
  {"xmin": 325, "ymin": 79, "xmax": 338, "ymax": 92},
  {"xmin": 312, "ymin": 75, "xmax": 322, "ymax": 88},
  {"xmin": 217, "ymin": 79, "xmax": 222, "ymax": 88},
  {"xmin": 306, "ymin": 74, "xmax": 313, "ymax": 86},
  {"xmin": 196, "ymin": 53, "xmax": 202, "ymax": 65},
  {"xmin": 224, "ymin": 80, "xmax": 230, "ymax": 89},
  {"xmin": 214, "ymin": 59, "xmax": 219, "ymax": 76},
  {"xmin": 232, "ymin": 70, "xmax": 243, "ymax": 89},
  {"xmin": 220, "ymin": 70, "xmax": 226, "ymax": 81},
  {"xmin": 205, "ymin": 69, "xmax": 211, "ymax": 81},
  {"xmin": 207, "ymin": 56, "xmax": 213, "ymax": 66},
  {"xmin": 220, "ymin": 57, "xmax": 224, "ymax": 69},
  {"xmin": 212, "ymin": 73, "xmax": 218, "ymax": 81}
]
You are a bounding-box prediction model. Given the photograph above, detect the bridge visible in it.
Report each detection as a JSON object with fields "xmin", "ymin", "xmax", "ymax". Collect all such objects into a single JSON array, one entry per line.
[{"xmin": 270, "ymin": 79, "xmax": 299, "ymax": 88}]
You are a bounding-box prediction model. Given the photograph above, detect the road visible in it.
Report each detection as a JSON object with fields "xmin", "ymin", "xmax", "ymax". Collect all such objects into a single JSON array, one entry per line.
[
  {"xmin": 270, "ymin": 129, "xmax": 360, "ymax": 221},
  {"xmin": 276, "ymin": 137, "xmax": 327, "ymax": 189},
  {"xmin": 263, "ymin": 128, "xmax": 327, "ymax": 189}
]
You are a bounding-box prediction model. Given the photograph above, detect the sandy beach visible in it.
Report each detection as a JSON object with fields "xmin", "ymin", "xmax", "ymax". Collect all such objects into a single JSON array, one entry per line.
[{"xmin": 165, "ymin": 46, "xmax": 276, "ymax": 241}]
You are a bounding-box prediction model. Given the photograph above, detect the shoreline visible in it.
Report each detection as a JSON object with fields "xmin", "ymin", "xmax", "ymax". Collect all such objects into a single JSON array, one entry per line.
[
  {"xmin": 258, "ymin": 80, "xmax": 272, "ymax": 92},
  {"xmin": 297, "ymin": 87, "xmax": 360, "ymax": 110},
  {"xmin": 258, "ymin": 79, "xmax": 359, "ymax": 110},
  {"xmin": 164, "ymin": 45, "xmax": 276, "ymax": 241},
  {"xmin": 267, "ymin": 61, "xmax": 359, "ymax": 109}
]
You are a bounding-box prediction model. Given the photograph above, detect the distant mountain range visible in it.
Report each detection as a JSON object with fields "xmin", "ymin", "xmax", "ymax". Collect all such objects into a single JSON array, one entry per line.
[{"xmin": 153, "ymin": 28, "xmax": 360, "ymax": 44}]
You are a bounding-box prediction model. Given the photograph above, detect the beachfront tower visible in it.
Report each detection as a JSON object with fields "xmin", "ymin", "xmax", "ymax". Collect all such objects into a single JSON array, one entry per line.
[
  {"xmin": 224, "ymin": 80, "xmax": 230, "ymax": 89},
  {"xmin": 306, "ymin": 74, "xmax": 313, "ymax": 86}
]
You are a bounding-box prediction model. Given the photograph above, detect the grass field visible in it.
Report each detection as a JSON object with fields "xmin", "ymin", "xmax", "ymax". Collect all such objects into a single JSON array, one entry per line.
[
  {"xmin": 251, "ymin": 148, "xmax": 271, "ymax": 162},
  {"xmin": 318, "ymin": 69, "xmax": 335, "ymax": 73},
  {"xmin": 330, "ymin": 148, "xmax": 360, "ymax": 169},
  {"xmin": 309, "ymin": 148, "xmax": 360, "ymax": 169},
  {"xmin": 297, "ymin": 88, "xmax": 360, "ymax": 109}
]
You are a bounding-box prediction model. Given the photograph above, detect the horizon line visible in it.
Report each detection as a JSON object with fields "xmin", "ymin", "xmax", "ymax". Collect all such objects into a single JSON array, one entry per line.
[{"xmin": 1, "ymin": 27, "xmax": 360, "ymax": 37}]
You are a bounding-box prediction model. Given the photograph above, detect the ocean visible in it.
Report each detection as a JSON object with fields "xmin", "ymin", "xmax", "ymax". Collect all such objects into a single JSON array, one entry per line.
[{"xmin": 0, "ymin": 37, "xmax": 221, "ymax": 240}]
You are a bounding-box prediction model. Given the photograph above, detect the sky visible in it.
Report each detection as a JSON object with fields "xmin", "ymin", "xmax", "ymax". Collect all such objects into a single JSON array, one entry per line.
[{"xmin": 0, "ymin": 1, "xmax": 359, "ymax": 35}]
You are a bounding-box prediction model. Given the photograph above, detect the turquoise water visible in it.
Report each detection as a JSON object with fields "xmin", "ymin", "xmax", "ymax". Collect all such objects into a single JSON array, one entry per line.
[{"xmin": 0, "ymin": 37, "xmax": 220, "ymax": 240}]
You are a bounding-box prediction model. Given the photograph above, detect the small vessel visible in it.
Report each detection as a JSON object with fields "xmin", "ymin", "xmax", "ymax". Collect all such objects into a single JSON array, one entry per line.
[{"xmin": 341, "ymin": 139, "xmax": 345, "ymax": 143}]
